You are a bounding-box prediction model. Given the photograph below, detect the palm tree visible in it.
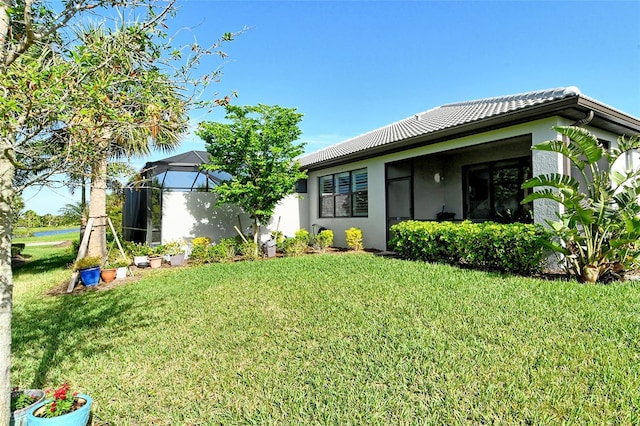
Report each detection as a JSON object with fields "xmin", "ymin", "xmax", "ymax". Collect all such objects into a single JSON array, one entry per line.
[{"xmin": 67, "ymin": 24, "xmax": 188, "ymax": 258}]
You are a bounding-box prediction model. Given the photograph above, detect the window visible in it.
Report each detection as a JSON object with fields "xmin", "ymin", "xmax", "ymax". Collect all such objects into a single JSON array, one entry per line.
[
  {"xmin": 463, "ymin": 157, "xmax": 532, "ymax": 223},
  {"xmin": 319, "ymin": 168, "xmax": 368, "ymax": 217}
]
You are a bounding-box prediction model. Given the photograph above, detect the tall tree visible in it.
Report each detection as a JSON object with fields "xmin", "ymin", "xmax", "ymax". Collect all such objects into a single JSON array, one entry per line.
[
  {"xmin": 197, "ymin": 104, "xmax": 308, "ymax": 246},
  {"xmin": 67, "ymin": 24, "xmax": 188, "ymax": 258},
  {"xmin": 0, "ymin": 1, "xmax": 236, "ymax": 419}
]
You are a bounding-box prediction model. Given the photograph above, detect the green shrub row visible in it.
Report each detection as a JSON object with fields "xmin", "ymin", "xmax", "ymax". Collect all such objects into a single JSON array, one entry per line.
[
  {"xmin": 389, "ymin": 220, "xmax": 550, "ymax": 276},
  {"xmin": 189, "ymin": 238, "xmax": 237, "ymax": 265}
]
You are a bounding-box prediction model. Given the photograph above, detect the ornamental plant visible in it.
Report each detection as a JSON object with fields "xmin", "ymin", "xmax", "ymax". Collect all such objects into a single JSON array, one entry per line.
[
  {"xmin": 73, "ymin": 256, "xmax": 102, "ymax": 271},
  {"xmin": 10, "ymin": 388, "xmax": 39, "ymax": 411},
  {"xmin": 313, "ymin": 229, "xmax": 334, "ymax": 253},
  {"xmin": 522, "ymin": 126, "xmax": 640, "ymax": 282},
  {"xmin": 345, "ymin": 227, "xmax": 363, "ymax": 251},
  {"xmin": 37, "ymin": 384, "xmax": 82, "ymax": 418}
]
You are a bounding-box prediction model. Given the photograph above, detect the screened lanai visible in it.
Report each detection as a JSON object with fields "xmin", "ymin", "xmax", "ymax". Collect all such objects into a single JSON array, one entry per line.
[{"xmin": 123, "ymin": 150, "xmax": 231, "ymax": 244}]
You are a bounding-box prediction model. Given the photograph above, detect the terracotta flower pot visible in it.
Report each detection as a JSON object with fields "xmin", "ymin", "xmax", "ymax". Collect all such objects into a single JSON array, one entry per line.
[
  {"xmin": 101, "ymin": 268, "xmax": 117, "ymax": 283},
  {"xmin": 149, "ymin": 256, "xmax": 162, "ymax": 269}
]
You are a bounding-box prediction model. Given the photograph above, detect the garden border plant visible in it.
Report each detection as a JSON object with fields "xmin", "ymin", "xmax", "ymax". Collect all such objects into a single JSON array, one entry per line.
[
  {"xmin": 522, "ymin": 126, "xmax": 640, "ymax": 283},
  {"xmin": 389, "ymin": 220, "xmax": 550, "ymax": 276}
]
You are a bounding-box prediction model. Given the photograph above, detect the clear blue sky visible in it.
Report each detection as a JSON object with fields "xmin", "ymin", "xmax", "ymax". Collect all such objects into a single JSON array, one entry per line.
[{"xmin": 23, "ymin": 0, "xmax": 640, "ymax": 215}]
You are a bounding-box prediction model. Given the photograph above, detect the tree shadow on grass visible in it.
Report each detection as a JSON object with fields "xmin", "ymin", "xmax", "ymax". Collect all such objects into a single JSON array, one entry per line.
[
  {"xmin": 12, "ymin": 286, "xmax": 155, "ymax": 389},
  {"xmin": 12, "ymin": 251, "xmax": 75, "ymax": 277}
]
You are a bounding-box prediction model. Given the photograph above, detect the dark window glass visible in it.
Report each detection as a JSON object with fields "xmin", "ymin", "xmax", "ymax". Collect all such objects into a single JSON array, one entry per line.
[
  {"xmin": 464, "ymin": 157, "xmax": 532, "ymax": 223},
  {"xmin": 319, "ymin": 169, "xmax": 368, "ymax": 218}
]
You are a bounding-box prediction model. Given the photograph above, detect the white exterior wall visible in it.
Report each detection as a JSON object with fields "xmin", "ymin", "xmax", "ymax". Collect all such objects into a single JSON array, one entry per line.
[
  {"xmin": 306, "ymin": 117, "xmax": 627, "ymax": 251},
  {"xmin": 161, "ymin": 192, "xmax": 308, "ymax": 244},
  {"xmin": 269, "ymin": 193, "xmax": 309, "ymax": 238}
]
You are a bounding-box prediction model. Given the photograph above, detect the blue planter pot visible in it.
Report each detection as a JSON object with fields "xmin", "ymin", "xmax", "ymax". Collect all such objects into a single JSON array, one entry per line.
[
  {"xmin": 26, "ymin": 394, "xmax": 92, "ymax": 426},
  {"xmin": 79, "ymin": 267, "xmax": 100, "ymax": 286}
]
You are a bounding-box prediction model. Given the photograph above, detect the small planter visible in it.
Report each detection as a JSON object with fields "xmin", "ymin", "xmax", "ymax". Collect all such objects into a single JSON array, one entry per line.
[
  {"xmin": 79, "ymin": 267, "xmax": 100, "ymax": 286},
  {"xmin": 27, "ymin": 394, "xmax": 92, "ymax": 426},
  {"xmin": 100, "ymin": 268, "xmax": 117, "ymax": 283},
  {"xmin": 133, "ymin": 255, "xmax": 149, "ymax": 267},
  {"xmin": 116, "ymin": 266, "xmax": 128, "ymax": 279},
  {"xmin": 10, "ymin": 389, "xmax": 45, "ymax": 426},
  {"xmin": 149, "ymin": 256, "xmax": 162, "ymax": 269},
  {"xmin": 170, "ymin": 253, "xmax": 185, "ymax": 266}
]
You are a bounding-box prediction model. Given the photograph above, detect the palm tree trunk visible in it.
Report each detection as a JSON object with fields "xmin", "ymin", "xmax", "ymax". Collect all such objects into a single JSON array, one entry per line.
[{"xmin": 87, "ymin": 153, "xmax": 108, "ymax": 258}]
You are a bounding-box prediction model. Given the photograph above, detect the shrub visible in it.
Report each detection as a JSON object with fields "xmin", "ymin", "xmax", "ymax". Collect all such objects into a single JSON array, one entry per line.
[
  {"xmin": 270, "ymin": 231, "xmax": 285, "ymax": 245},
  {"xmin": 213, "ymin": 238, "xmax": 237, "ymax": 263},
  {"xmin": 191, "ymin": 236, "xmax": 211, "ymax": 247},
  {"xmin": 294, "ymin": 229, "xmax": 311, "ymax": 245},
  {"xmin": 389, "ymin": 220, "xmax": 549, "ymax": 276},
  {"xmin": 239, "ymin": 241, "xmax": 259, "ymax": 261},
  {"xmin": 345, "ymin": 227, "xmax": 363, "ymax": 251},
  {"xmin": 282, "ymin": 236, "xmax": 308, "ymax": 257},
  {"xmin": 313, "ymin": 229, "xmax": 334, "ymax": 252},
  {"xmin": 123, "ymin": 241, "xmax": 152, "ymax": 257},
  {"xmin": 73, "ymin": 256, "xmax": 102, "ymax": 271}
]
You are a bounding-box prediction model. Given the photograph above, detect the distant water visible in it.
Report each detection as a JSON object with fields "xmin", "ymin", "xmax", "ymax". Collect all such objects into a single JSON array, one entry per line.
[{"xmin": 33, "ymin": 228, "xmax": 80, "ymax": 237}]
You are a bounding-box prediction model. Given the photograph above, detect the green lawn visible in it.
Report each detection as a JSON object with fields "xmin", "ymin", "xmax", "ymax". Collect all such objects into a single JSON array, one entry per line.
[{"xmin": 11, "ymin": 245, "xmax": 640, "ymax": 424}]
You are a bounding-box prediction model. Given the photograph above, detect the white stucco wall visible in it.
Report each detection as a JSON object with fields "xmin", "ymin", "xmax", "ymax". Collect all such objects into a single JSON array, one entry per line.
[{"xmin": 161, "ymin": 191, "xmax": 308, "ymax": 244}]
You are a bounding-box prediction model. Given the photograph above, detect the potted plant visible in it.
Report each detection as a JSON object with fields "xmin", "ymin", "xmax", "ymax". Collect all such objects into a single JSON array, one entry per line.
[
  {"xmin": 127, "ymin": 242, "xmax": 152, "ymax": 267},
  {"xmin": 165, "ymin": 240, "xmax": 186, "ymax": 266},
  {"xmin": 26, "ymin": 383, "xmax": 92, "ymax": 426},
  {"xmin": 73, "ymin": 256, "xmax": 102, "ymax": 286},
  {"xmin": 109, "ymin": 258, "xmax": 131, "ymax": 279},
  {"xmin": 148, "ymin": 244, "xmax": 166, "ymax": 269},
  {"xmin": 10, "ymin": 388, "xmax": 45, "ymax": 426}
]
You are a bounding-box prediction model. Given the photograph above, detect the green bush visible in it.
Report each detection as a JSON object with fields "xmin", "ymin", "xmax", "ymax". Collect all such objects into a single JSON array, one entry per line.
[
  {"xmin": 522, "ymin": 126, "xmax": 640, "ymax": 282},
  {"xmin": 239, "ymin": 241, "xmax": 259, "ymax": 261},
  {"xmin": 282, "ymin": 236, "xmax": 308, "ymax": 257},
  {"xmin": 389, "ymin": 220, "xmax": 549, "ymax": 276},
  {"xmin": 345, "ymin": 227, "xmax": 363, "ymax": 251},
  {"xmin": 294, "ymin": 229, "xmax": 311, "ymax": 245},
  {"xmin": 313, "ymin": 229, "xmax": 334, "ymax": 252},
  {"xmin": 191, "ymin": 236, "xmax": 211, "ymax": 247},
  {"xmin": 187, "ymin": 238, "xmax": 237, "ymax": 265},
  {"xmin": 213, "ymin": 238, "xmax": 237, "ymax": 263}
]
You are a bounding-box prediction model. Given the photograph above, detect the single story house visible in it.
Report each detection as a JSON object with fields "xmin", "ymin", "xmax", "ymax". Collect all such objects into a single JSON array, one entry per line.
[{"xmin": 124, "ymin": 87, "xmax": 640, "ymax": 251}]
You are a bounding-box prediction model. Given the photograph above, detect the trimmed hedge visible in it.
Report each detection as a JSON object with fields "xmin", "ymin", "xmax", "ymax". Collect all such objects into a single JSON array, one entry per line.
[{"xmin": 389, "ymin": 220, "xmax": 550, "ymax": 276}]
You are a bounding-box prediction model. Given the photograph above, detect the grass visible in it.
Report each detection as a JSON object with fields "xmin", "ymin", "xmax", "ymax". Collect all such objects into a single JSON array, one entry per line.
[{"xmin": 11, "ymin": 244, "xmax": 640, "ymax": 424}]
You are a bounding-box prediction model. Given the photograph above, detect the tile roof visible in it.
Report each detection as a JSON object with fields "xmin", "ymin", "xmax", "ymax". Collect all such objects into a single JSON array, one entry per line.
[{"xmin": 299, "ymin": 86, "xmax": 582, "ymax": 168}]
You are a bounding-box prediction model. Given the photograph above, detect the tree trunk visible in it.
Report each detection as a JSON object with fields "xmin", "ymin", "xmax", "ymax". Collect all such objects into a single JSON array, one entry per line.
[
  {"xmin": 0, "ymin": 137, "xmax": 15, "ymax": 424},
  {"xmin": 87, "ymin": 153, "xmax": 108, "ymax": 259}
]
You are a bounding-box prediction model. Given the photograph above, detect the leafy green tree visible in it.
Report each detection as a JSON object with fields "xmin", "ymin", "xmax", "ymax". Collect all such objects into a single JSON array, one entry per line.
[
  {"xmin": 17, "ymin": 209, "xmax": 40, "ymax": 229},
  {"xmin": 0, "ymin": 1, "xmax": 236, "ymax": 419},
  {"xmin": 197, "ymin": 104, "xmax": 308, "ymax": 246},
  {"xmin": 522, "ymin": 126, "xmax": 640, "ymax": 283}
]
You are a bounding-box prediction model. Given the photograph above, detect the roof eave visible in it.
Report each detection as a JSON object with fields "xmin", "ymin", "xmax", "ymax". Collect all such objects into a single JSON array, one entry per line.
[{"xmin": 302, "ymin": 96, "xmax": 640, "ymax": 172}]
